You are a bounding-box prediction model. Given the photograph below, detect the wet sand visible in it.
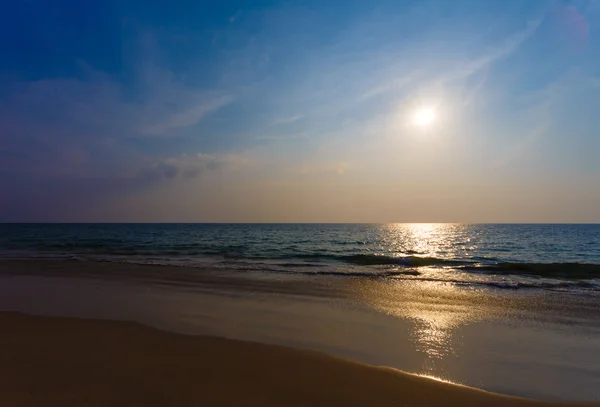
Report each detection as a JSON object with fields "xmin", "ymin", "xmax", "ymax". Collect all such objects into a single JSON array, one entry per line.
[
  {"xmin": 1, "ymin": 312, "xmax": 596, "ymax": 407},
  {"xmin": 1, "ymin": 260, "xmax": 599, "ymax": 402}
]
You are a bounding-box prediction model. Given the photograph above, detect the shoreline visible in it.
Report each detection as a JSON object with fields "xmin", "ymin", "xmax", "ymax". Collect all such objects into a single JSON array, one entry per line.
[
  {"xmin": 0, "ymin": 311, "xmax": 594, "ymax": 407},
  {"xmin": 1, "ymin": 259, "xmax": 600, "ymax": 401},
  {"xmin": 1, "ymin": 259, "xmax": 598, "ymax": 322},
  {"xmin": 1, "ymin": 255, "xmax": 599, "ymax": 293}
]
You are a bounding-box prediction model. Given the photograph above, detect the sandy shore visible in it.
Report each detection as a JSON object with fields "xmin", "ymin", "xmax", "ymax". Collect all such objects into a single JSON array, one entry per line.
[{"xmin": 0, "ymin": 312, "xmax": 595, "ymax": 407}]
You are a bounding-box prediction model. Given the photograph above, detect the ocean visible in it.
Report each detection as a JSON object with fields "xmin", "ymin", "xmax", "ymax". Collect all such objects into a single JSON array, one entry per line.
[{"xmin": 1, "ymin": 223, "xmax": 599, "ymax": 291}]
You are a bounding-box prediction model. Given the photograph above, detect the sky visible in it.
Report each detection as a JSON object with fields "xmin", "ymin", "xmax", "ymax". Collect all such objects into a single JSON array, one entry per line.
[{"xmin": 1, "ymin": 0, "xmax": 599, "ymax": 222}]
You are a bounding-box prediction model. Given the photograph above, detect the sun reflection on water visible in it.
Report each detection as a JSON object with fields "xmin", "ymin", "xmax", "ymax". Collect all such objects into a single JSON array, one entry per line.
[
  {"xmin": 348, "ymin": 224, "xmax": 496, "ymax": 377},
  {"xmin": 383, "ymin": 285, "xmax": 476, "ymax": 357},
  {"xmin": 407, "ymin": 305, "xmax": 466, "ymax": 360},
  {"xmin": 382, "ymin": 223, "xmax": 470, "ymax": 259},
  {"xmin": 355, "ymin": 279, "xmax": 484, "ymax": 377}
]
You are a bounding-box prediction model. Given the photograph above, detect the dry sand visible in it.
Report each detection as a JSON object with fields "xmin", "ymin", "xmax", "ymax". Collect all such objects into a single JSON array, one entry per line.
[{"xmin": 0, "ymin": 312, "xmax": 595, "ymax": 407}]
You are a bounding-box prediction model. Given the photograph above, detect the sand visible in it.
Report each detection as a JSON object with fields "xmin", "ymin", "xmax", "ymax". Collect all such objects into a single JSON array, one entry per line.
[{"xmin": 0, "ymin": 312, "xmax": 595, "ymax": 407}]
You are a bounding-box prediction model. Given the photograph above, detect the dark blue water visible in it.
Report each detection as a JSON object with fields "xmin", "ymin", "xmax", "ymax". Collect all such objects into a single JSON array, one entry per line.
[{"xmin": 1, "ymin": 223, "xmax": 600, "ymax": 291}]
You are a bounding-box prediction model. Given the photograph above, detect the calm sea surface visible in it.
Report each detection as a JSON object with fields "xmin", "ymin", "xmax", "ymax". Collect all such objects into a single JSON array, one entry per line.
[{"xmin": 1, "ymin": 223, "xmax": 600, "ymax": 292}]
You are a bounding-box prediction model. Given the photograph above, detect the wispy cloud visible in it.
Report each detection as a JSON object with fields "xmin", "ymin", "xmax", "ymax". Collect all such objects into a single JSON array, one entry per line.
[
  {"xmin": 139, "ymin": 94, "xmax": 233, "ymax": 136},
  {"xmin": 124, "ymin": 152, "xmax": 250, "ymax": 185},
  {"xmin": 359, "ymin": 73, "xmax": 415, "ymax": 101},
  {"xmin": 358, "ymin": 18, "xmax": 542, "ymax": 105},
  {"xmin": 0, "ymin": 151, "xmax": 250, "ymax": 221},
  {"xmin": 255, "ymin": 131, "xmax": 309, "ymax": 141},
  {"xmin": 445, "ymin": 19, "xmax": 542, "ymax": 82},
  {"xmin": 0, "ymin": 69, "xmax": 239, "ymax": 208},
  {"xmin": 270, "ymin": 115, "xmax": 303, "ymax": 126},
  {"xmin": 491, "ymin": 70, "xmax": 577, "ymax": 169}
]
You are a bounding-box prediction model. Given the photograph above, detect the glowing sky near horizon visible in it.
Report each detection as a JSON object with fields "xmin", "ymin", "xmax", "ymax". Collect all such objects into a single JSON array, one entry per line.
[{"xmin": 0, "ymin": 0, "xmax": 599, "ymax": 222}]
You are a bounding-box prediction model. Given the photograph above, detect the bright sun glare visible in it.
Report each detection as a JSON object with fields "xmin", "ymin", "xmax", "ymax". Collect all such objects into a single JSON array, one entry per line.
[{"xmin": 413, "ymin": 107, "xmax": 437, "ymax": 127}]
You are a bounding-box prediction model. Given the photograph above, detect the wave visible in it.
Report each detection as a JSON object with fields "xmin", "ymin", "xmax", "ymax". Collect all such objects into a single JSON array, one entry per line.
[
  {"xmin": 265, "ymin": 269, "xmax": 423, "ymax": 278},
  {"xmin": 3, "ymin": 244, "xmax": 600, "ymax": 280},
  {"xmin": 405, "ymin": 277, "xmax": 600, "ymax": 291},
  {"xmin": 242, "ymin": 267, "xmax": 599, "ymax": 291},
  {"xmin": 293, "ymin": 254, "xmax": 471, "ymax": 267},
  {"xmin": 459, "ymin": 262, "xmax": 600, "ymax": 279},
  {"xmin": 296, "ymin": 255, "xmax": 600, "ymax": 279},
  {"xmin": 80, "ymin": 258, "xmax": 600, "ymax": 291},
  {"xmin": 3, "ymin": 255, "xmax": 600, "ymax": 293}
]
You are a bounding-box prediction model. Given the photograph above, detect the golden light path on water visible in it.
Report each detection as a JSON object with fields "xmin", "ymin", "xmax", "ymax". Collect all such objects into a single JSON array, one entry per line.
[
  {"xmin": 380, "ymin": 223, "xmax": 477, "ymax": 258},
  {"xmin": 363, "ymin": 280, "xmax": 483, "ymax": 373},
  {"xmin": 355, "ymin": 223, "xmax": 491, "ymax": 378}
]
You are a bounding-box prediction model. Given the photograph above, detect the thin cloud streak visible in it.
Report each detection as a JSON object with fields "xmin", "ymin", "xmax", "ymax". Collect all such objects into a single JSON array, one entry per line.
[
  {"xmin": 446, "ymin": 19, "xmax": 543, "ymax": 82},
  {"xmin": 270, "ymin": 115, "xmax": 304, "ymax": 126},
  {"xmin": 139, "ymin": 94, "xmax": 234, "ymax": 136}
]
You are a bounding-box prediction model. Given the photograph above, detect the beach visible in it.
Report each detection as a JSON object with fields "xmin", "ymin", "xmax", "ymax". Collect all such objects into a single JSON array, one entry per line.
[
  {"xmin": 3, "ymin": 0, "xmax": 600, "ymax": 400},
  {"xmin": 1, "ymin": 311, "xmax": 596, "ymax": 407},
  {"xmin": 1, "ymin": 259, "xmax": 599, "ymax": 404}
]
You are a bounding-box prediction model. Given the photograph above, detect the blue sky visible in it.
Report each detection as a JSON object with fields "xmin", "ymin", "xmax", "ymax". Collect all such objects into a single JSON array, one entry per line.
[{"xmin": 1, "ymin": 0, "xmax": 599, "ymax": 222}]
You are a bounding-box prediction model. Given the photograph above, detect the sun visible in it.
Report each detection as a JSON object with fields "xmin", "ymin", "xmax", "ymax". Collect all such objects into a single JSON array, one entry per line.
[{"xmin": 413, "ymin": 107, "xmax": 437, "ymax": 127}]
